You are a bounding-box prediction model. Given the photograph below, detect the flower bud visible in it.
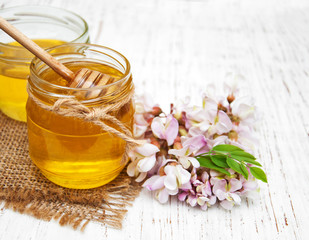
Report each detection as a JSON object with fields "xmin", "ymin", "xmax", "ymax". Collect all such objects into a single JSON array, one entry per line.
[
  {"xmin": 227, "ymin": 94, "xmax": 235, "ymax": 103},
  {"xmin": 179, "ymin": 112, "xmax": 187, "ymax": 126},
  {"xmin": 159, "ymin": 166, "xmax": 165, "ymax": 176},
  {"xmin": 169, "ymin": 162, "xmax": 178, "ymax": 166},
  {"xmin": 150, "ymin": 137, "xmax": 161, "ymax": 149},
  {"xmin": 147, "ymin": 117, "xmax": 153, "ymax": 125},
  {"xmin": 218, "ymin": 103, "xmax": 227, "ymax": 112},
  {"xmin": 151, "ymin": 106, "xmax": 162, "ymax": 116},
  {"xmin": 174, "ymin": 141, "xmax": 183, "ymax": 150},
  {"xmin": 174, "ymin": 135, "xmax": 181, "ymax": 142},
  {"xmin": 228, "ymin": 130, "xmax": 238, "ymax": 141},
  {"xmin": 179, "ymin": 126, "xmax": 188, "ymax": 136}
]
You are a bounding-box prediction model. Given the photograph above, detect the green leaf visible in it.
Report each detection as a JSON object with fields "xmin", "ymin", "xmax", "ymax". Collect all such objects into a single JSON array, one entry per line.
[
  {"xmin": 240, "ymin": 163, "xmax": 249, "ymax": 180},
  {"xmin": 250, "ymin": 167, "xmax": 268, "ymax": 183},
  {"xmin": 231, "ymin": 151, "xmax": 256, "ymax": 160},
  {"xmin": 242, "ymin": 159, "xmax": 262, "ymax": 167},
  {"xmin": 226, "ymin": 157, "xmax": 243, "ymax": 175},
  {"xmin": 230, "ymin": 153, "xmax": 262, "ymax": 167},
  {"xmin": 212, "ymin": 144, "xmax": 244, "ymax": 153},
  {"xmin": 197, "ymin": 156, "xmax": 230, "ymax": 176},
  {"xmin": 210, "ymin": 155, "xmax": 229, "ymax": 168},
  {"xmin": 196, "ymin": 145, "xmax": 267, "ymax": 183}
]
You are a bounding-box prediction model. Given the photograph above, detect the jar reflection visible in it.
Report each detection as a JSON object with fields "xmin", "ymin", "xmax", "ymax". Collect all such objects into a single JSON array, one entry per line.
[{"xmin": 0, "ymin": 6, "xmax": 89, "ymax": 121}]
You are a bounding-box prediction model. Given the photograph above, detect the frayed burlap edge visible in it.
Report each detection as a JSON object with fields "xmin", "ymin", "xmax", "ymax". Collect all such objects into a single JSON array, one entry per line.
[
  {"xmin": 0, "ymin": 112, "xmax": 141, "ymax": 230},
  {"xmin": 0, "ymin": 175, "xmax": 141, "ymax": 230}
]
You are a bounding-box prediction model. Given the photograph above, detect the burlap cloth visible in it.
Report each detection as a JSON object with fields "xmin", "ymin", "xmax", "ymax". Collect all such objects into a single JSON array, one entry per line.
[{"xmin": 0, "ymin": 112, "xmax": 141, "ymax": 230}]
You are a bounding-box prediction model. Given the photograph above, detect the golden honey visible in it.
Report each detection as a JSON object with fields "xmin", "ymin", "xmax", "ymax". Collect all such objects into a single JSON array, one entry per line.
[
  {"xmin": 0, "ymin": 39, "xmax": 66, "ymax": 121},
  {"xmin": 27, "ymin": 44, "xmax": 134, "ymax": 189},
  {"xmin": 0, "ymin": 6, "xmax": 89, "ymax": 122}
]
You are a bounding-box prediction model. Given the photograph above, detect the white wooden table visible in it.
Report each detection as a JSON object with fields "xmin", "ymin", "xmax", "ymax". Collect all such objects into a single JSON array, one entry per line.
[{"xmin": 0, "ymin": 0, "xmax": 308, "ymax": 239}]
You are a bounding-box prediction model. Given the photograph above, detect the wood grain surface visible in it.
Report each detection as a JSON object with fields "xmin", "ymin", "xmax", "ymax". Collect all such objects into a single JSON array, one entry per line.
[{"xmin": 0, "ymin": 0, "xmax": 308, "ymax": 239}]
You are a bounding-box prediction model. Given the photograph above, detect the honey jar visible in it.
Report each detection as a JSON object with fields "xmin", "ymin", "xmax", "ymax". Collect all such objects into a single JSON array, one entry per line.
[
  {"xmin": 0, "ymin": 6, "xmax": 89, "ymax": 122},
  {"xmin": 27, "ymin": 43, "xmax": 134, "ymax": 189}
]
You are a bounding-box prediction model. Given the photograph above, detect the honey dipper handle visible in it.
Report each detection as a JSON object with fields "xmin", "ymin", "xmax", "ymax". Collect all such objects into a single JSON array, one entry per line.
[{"xmin": 0, "ymin": 16, "xmax": 75, "ymax": 81}]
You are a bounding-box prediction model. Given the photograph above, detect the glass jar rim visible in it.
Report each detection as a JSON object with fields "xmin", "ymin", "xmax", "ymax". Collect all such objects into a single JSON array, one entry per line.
[
  {"xmin": 30, "ymin": 43, "xmax": 132, "ymax": 92},
  {"xmin": 0, "ymin": 5, "xmax": 89, "ymax": 50}
]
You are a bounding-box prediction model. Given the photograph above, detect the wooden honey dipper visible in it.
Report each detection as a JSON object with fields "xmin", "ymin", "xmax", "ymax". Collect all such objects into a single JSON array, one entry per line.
[{"xmin": 0, "ymin": 16, "xmax": 112, "ymax": 97}]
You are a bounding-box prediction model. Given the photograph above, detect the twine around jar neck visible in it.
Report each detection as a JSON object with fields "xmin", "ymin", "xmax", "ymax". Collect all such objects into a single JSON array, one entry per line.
[{"xmin": 27, "ymin": 87, "xmax": 144, "ymax": 164}]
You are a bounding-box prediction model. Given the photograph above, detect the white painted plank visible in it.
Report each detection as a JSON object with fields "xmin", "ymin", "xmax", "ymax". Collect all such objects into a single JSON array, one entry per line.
[{"xmin": 0, "ymin": 0, "xmax": 308, "ymax": 239}]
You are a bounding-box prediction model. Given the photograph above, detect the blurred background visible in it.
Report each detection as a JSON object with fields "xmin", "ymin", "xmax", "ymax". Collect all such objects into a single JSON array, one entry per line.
[{"xmin": 2, "ymin": 0, "xmax": 308, "ymax": 109}]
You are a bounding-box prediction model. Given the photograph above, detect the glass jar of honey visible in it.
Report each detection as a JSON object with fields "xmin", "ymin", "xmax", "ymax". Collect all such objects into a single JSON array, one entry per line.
[
  {"xmin": 0, "ymin": 6, "xmax": 89, "ymax": 122},
  {"xmin": 27, "ymin": 43, "xmax": 134, "ymax": 189}
]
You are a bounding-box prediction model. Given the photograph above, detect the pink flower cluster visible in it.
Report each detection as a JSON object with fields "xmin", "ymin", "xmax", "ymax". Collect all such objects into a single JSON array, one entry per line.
[{"xmin": 127, "ymin": 86, "xmax": 260, "ymax": 210}]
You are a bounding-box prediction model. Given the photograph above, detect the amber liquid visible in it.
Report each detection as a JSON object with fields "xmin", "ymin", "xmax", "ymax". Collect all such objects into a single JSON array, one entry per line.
[
  {"xmin": 27, "ymin": 62, "xmax": 134, "ymax": 189},
  {"xmin": 0, "ymin": 39, "xmax": 66, "ymax": 121}
]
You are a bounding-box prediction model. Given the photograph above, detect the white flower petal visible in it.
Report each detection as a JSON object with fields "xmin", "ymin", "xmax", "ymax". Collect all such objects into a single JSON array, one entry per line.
[
  {"xmin": 197, "ymin": 197, "xmax": 206, "ymax": 206},
  {"xmin": 183, "ymin": 135, "xmax": 207, "ymax": 151},
  {"xmin": 135, "ymin": 172, "xmax": 147, "ymax": 182},
  {"xmin": 188, "ymin": 126, "xmax": 206, "ymax": 136},
  {"xmin": 198, "ymin": 196, "xmax": 209, "ymax": 202},
  {"xmin": 229, "ymin": 178, "xmax": 242, "ymax": 192},
  {"xmin": 180, "ymin": 181, "xmax": 192, "ymax": 190},
  {"xmin": 230, "ymin": 193, "xmax": 241, "ymax": 205},
  {"xmin": 168, "ymin": 146, "xmax": 189, "ymax": 157},
  {"xmin": 215, "ymin": 189, "xmax": 227, "ymax": 201},
  {"xmin": 188, "ymin": 157, "xmax": 200, "ymax": 168},
  {"xmin": 201, "ymin": 171, "xmax": 209, "ymax": 182},
  {"xmin": 186, "ymin": 107, "xmax": 208, "ymax": 122},
  {"xmin": 134, "ymin": 114, "xmax": 148, "ymax": 125},
  {"xmin": 231, "ymin": 97, "xmax": 255, "ymax": 122},
  {"xmin": 165, "ymin": 114, "xmax": 179, "ymax": 146},
  {"xmin": 213, "ymin": 179, "xmax": 227, "ymax": 195},
  {"xmin": 202, "ymin": 181, "xmax": 212, "ymax": 196},
  {"xmin": 127, "ymin": 160, "xmax": 138, "ymax": 177},
  {"xmin": 134, "ymin": 124, "xmax": 148, "ymax": 138},
  {"xmin": 179, "ymin": 157, "xmax": 191, "ymax": 169},
  {"xmin": 196, "ymin": 185, "xmax": 202, "ymax": 193},
  {"xmin": 210, "ymin": 176, "xmax": 222, "ymax": 186},
  {"xmin": 151, "ymin": 117, "xmax": 165, "ymax": 139},
  {"xmin": 175, "ymin": 165, "xmax": 191, "ymax": 185},
  {"xmin": 207, "ymin": 135, "xmax": 228, "ymax": 148},
  {"xmin": 164, "ymin": 172, "xmax": 177, "ymax": 191},
  {"xmin": 204, "ymin": 97, "xmax": 218, "ymax": 121},
  {"xmin": 136, "ymin": 143, "xmax": 160, "ymax": 157},
  {"xmin": 143, "ymin": 175, "xmax": 161, "ymax": 190},
  {"xmin": 243, "ymin": 180, "xmax": 258, "ymax": 191},
  {"xmin": 137, "ymin": 155, "xmax": 156, "ymax": 172},
  {"xmin": 160, "ymin": 158, "xmax": 177, "ymax": 170},
  {"xmin": 156, "ymin": 188, "xmax": 170, "ymax": 204},
  {"xmin": 187, "ymin": 195, "xmax": 197, "ymax": 207},
  {"xmin": 199, "ymin": 122, "xmax": 211, "ymax": 132},
  {"xmin": 164, "ymin": 165, "xmax": 175, "ymax": 175},
  {"xmin": 216, "ymin": 111, "xmax": 233, "ymax": 134},
  {"xmin": 167, "ymin": 188, "xmax": 179, "ymax": 195},
  {"xmin": 201, "ymin": 203, "xmax": 208, "ymax": 211},
  {"xmin": 208, "ymin": 195, "xmax": 217, "ymax": 205},
  {"xmin": 210, "ymin": 170, "xmax": 221, "ymax": 177},
  {"xmin": 178, "ymin": 192, "xmax": 188, "ymax": 201},
  {"xmin": 135, "ymin": 103, "xmax": 145, "ymax": 114},
  {"xmin": 220, "ymin": 199, "xmax": 234, "ymax": 210}
]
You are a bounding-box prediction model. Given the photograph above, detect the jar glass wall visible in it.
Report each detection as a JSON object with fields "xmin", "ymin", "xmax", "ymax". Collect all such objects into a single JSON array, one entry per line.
[
  {"xmin": 0, "ymin": 6, "xmax": 89, "ymax": 122},
  {"xmin": 27, "ymin": 43, "xmax": 134, "ymax": 189}
]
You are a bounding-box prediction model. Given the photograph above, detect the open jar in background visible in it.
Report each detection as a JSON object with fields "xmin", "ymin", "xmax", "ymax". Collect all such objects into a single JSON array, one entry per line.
[
  {"xmin": 27, "ymin": 43, "xmax": 134, "ymax": 189},
  {"xmin": 0, "ymin": 6, "xmax": 89, "ymax": 122}
]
